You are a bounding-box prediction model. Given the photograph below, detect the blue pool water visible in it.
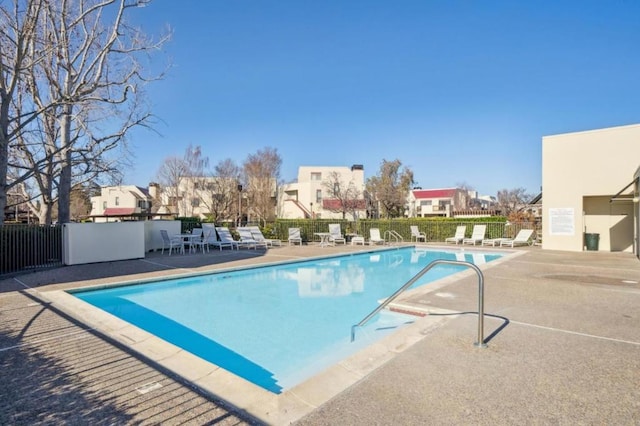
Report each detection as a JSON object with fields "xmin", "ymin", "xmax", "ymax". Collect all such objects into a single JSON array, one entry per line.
[{"xmin": 73, "ymin": 247, "xmax": 501, "ymax": 393}]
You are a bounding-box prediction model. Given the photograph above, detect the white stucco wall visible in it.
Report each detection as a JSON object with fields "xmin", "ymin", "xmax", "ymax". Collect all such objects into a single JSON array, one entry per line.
[
  {"xmin": 62, "ymin": 220, "xmax": 182, "ymax": 265},
  {"xmin": 542, "ymin": 124, "xmax": 640, "ymax": 252},
  {"xmin": 63, "ymin": 222, "xmax": 145, "ymax": 265}
]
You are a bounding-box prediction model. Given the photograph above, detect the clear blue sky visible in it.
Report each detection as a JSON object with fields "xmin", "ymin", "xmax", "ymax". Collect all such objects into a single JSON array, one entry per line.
[{"xmin": 124, "ymin": 0, "xmax": 640, "ymax": 197}]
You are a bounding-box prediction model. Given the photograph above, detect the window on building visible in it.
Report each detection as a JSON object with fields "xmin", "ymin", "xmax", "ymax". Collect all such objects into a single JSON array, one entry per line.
[
  {"xmin": 316, "ymin": 189, "xmax": 322, "ymax": 203},
  {"xmin": 438, "ymin": 200, "xmax": 450, "ymax": 210},
  {"xmin": 191, "ymin": 198, "xmax": 200, "ymax": 207},
  {"xmin": 115, "ymin": 196, "xmax": 119, "ymax": 206},
  {"xmin": 102, "ymin": 201, "xmax": 107, "ymax": 209},
  {"xmin": 311, "ymin": 172, "xmax": 321, "ymax": 181},
  {"xmin": 421, "ymin": 200, "xmax": 432, "ymax": 206}
]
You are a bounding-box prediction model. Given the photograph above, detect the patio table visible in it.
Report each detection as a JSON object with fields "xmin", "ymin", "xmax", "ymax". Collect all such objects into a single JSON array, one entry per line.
[
  {"xmin": 314, "ymin": 232, "xmax": 333, "ymax": 247},
  {"xmin": 176, "ymin": 233, "xmax": 199, "ymax": 253}
]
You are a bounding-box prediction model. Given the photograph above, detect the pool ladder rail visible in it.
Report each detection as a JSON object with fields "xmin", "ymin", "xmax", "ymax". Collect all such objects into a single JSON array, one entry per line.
[
  {"xmin": 351, "ymin": 259, "xmax": 487, "ymax": 348},
  {"xmin": 384, "ymin": 230, "xmax": 404, "ymax": 245}
]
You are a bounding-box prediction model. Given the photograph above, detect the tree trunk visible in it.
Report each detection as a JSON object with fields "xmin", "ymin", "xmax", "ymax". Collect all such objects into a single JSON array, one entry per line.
[
  {"xmin": 0, "ymin": 94, "xmax": 9, "ymax": 225},
  {"xmin": 57, "ymin": 105, "xmax": 72, "ymax": 224},
  {"xmin": 0, "ymin": 143, "xmax": 7, "ymax": 225}
]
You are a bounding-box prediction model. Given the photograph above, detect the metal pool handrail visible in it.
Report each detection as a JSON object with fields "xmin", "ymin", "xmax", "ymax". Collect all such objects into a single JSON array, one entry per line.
[
  {"xmin": 350, "ymin": 259, "xmax": 487, "ymax": 348},
  {"xmin": 384, "ymin": 229, "xmax": 404, "ymax": 244}
]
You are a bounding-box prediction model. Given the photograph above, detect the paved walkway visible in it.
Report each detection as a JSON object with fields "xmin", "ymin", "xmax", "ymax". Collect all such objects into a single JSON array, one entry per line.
[{"xmin": 1, "ymin": 245, "xmax": 639, "ymax": 425}]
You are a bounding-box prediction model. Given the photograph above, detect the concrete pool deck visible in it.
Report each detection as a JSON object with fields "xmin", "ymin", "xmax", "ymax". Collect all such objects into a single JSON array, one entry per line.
[{"xmin": 1, "ymin": 244, "xmax": 639, "ymax": 425}]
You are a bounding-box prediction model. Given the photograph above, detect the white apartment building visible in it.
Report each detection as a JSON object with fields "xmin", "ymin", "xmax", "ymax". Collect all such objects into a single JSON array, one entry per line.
[
  {"xmin": 279, "ymin": 165, "xmax": 367, "ymax": 220},
  {"xmin": 90, "ymin": 185, "xmax": 154, "ymax": 222}
]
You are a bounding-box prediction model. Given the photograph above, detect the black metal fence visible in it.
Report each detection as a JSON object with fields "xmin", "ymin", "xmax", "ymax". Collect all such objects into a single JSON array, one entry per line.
[{"xmin": 0, "ymin": 224, "xmax": 63, "ymax": 276}]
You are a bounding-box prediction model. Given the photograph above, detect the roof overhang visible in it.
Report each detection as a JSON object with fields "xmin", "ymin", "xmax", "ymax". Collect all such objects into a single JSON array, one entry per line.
[{"xmin": 610, "ymin": 177, "xmax": 639, "ymax": 203}]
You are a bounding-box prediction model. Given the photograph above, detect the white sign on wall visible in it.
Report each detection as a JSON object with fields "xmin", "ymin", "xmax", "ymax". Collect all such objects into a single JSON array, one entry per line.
[{"xmin": 549, "ymin": 208, "xmax": 575, "ymax": 236}]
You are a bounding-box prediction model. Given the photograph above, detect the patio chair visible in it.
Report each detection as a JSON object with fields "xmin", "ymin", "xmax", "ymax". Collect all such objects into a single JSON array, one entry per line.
[
  {"xmin": 288, "ymin": 228, "xmax": 302, "ymax": 245},
  {"xmin": 191, "ymin": 229, "xmax": 211, "ymax": 253},
  {"xmin": 445, "ymin": 225, "xmax": 466, "ymax": 244},
  {"xmin": 189, "ymin": 228, "xmax": 204, "ymax": 253},
  {"xmin": 410, "ymin": 225, "xmax": 426, "ymax": 243},
  {"xmin": 500, "ymin": 229, "xmax": 535, "ymax": 247},
  {"xmin": 462, "ymin": 225, "xmax": 486, "ymax": 245},
  {"xmin": 160, "ymin": 229, "xmax": 185, "ymax": 255},
  {"xmin": 238, "ymin": 227, "xmax": 267, "ymax": 249},
  {"xmin": 369, "ymin": 228, "xmax": 385, "ymax": 245},
  {"xmin": 215, "ymin": 226, "xmax": 239, "ymax": 250},
  {"xmin": 328, "ymin": 223, "xmax": 346, "ymax": 245},
  {"xmin": 248, "ymin": 225, "xmax": 281, "ymax": 247}
]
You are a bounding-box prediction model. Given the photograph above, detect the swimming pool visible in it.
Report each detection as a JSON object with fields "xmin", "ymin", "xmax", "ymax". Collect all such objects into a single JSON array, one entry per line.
[{"xmin": 71, "ymin": 247, "xmax": 502, "ymax": 394}]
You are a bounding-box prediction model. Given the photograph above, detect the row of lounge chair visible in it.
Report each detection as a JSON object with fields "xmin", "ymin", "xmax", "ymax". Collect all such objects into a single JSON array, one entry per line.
[
  {"xmin": 161, "ymin": 223, "xmax": 534, "ymax": 255},
  {"xmin": 160, "ymin": 225, "xmax": 283, "ymax": 255},
  {"xmin": 446, "ymin": 224, "xmax": 535, "ymax": 247}
]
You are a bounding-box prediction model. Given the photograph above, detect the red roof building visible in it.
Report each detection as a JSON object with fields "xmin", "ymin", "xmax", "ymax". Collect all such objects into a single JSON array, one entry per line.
[{"xmin": 409, "ymin": 187, "xmax": 466, "ymax": 218}]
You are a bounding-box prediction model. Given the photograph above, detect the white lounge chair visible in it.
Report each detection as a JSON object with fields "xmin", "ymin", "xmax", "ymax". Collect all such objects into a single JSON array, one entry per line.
[
  {"xmin": 288, "ymin": 228, "xmax": 302, "ymax": 245},
  {"xmin": 482, "ymin": 237, "xmax": 509, "ymax": 246},
  {"xmin": 201, "ymin": 225, "xmax": 233, "ymax": 251},
  {"xmin": 500, "ymin": 229, "xmax": 535, "ymax": 247},
  {"xmin": 328, "ymin": 223, "xmax": 346, "ymax": 245},
  {"xmin": 160, "ymin": 229, "xmax": 185, "ymax": 255},
  {"xmin": 410, "ymin": 225, "xmax": 426, "ymax": 242},
  {"xmin": 247, "ymin": 226, "xmax": 281, "ymax": 246},
  {"xmin": 237, "ymin": 227, "xmax": 267, "ymax": 249},
  {"xmin": 462, "ymin": 225, "xmax": 486, "ymax": 245},
  {"xmin": 215, "ymin": 226, "xmax": 239, "ymax": 250},
  {"xmin": 202, "ymin": 223, "xmax": 218, "ymax": 244},
  {"xmin": 369, "ymin": 228, "xmax": 385, "ymax": 245},
  {"xmin": 445, "ymin": 226, "xmax": 466, "ymax": 244}
]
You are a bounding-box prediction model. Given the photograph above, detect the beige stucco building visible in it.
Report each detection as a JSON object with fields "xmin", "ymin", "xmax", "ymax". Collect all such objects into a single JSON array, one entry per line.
[
  {"xmin": 542, "ymin": 124, "xmax": 639, "ymax": 254},
  {"xmin": 279, "ymin": 165, "xmax": 367, "ymax": 220},
  {"xmin": 89, "ymin": 185, "xmax": 153, "ymax": 222}
]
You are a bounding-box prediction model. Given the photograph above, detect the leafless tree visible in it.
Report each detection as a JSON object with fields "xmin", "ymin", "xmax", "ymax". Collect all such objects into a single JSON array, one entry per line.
[
  {"xmin": 156, "ymin": 155, "xmax": 187, "ymax": 214},
  {"xmin": 69, "ymin": 182, "xmax": 93, "ymax": 221},
  {"xmin": 366, "ymin": 159, "xmax": 414, "ymax": 218},
  {"xmin": 243, "ymin": 147, "xmax": 281, "ymax": 226},
  {"xmin": 198, "ymin": 158, "xmax": 240, "ymax": 222},
  {"xmin": 2, "ymin": 0, "xmax": 170, "ymax": 224},
  {"xmin": 0, "ymin": 0, "xmax": 44, "ymax": 225},
  {"xmin": 455, "ymin": 181, "xmax": 476, "ymax": 209},
  {"xmin": 496, "ymin": 187, "xmax": 532, "ymax": 216},
  {"xmin": 156, "ymin": 145, "xmax": 210, "ymax": 217},
  {"xmin": 322, "ymin": 171, "xmax": 362, "ymax": 220}
]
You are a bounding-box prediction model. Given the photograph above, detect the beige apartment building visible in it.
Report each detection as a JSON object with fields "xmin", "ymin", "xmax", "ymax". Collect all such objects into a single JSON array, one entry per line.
[
  {"xmin": 279, "ymin": 165, "xmax": 367, "ymax": 220},
  {"xmin": 542, "ymin": 123, "xmax": 639, "ymax": 254},
  {"xmin": 89, "ymin": 185, "xmax": 154, "ymax": 222}
]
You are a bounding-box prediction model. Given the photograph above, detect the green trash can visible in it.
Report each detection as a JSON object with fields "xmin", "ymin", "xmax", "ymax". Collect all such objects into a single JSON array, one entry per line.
[{"xmin": 584, "ymin": 233, "xmax": 600, "ymax": 251}]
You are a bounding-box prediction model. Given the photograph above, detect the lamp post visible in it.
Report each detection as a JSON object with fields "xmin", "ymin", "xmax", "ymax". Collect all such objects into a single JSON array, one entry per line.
[
  {"xmin": 237, "ymin": 184, "xmax": 243, "ymax": 227},
  {"xmin": 310, "ymin": 202, "xmax": 313, "ymax": 219}
]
